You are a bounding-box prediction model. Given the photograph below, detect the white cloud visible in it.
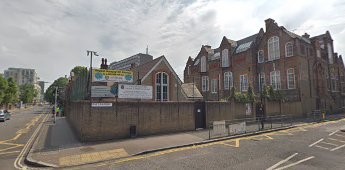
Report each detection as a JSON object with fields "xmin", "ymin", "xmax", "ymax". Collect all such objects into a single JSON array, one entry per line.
[{"xmin": 0, "ymin": 0, "xmax": 344, "ymax": 84}]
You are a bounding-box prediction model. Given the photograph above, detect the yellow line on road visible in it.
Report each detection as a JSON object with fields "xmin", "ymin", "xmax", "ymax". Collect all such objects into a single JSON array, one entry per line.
[
  {"xmin": 0, "ymin": 145, "xmax": 23, "ymax": 152},
  {"xmin": 81, "ymin": 117, "xmax": 345, "ymax": 169},
  {"xmin": 0, "ymin": 150, "xmax": 21, "ymax": 156}
]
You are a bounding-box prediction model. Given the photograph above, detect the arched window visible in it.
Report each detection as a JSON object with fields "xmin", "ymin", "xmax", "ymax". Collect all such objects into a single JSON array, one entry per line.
[
  {"xmin": 270, "ymin": 70, "xmax": 281, "ymax": 90},
  {"xmin": 257, "ymin": 50, "xmax": 264, "ymax": 63},
  {"xmin": 156, "ymin": 72, "xmax": 168, "ymax": 101},
  {"xmin": 285, "ymin": 42, "xmax": 293, "ymax": 57},
  {"xmin": 201, "ymin": 56, "xmax": 206, "ymax": 72},
  {"xmin": 268, "ymin": 36, "xmax": 280, "ymax": 61}
]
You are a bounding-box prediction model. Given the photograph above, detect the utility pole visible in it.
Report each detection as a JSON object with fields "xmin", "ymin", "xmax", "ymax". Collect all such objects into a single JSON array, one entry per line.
[{"xmin": 54, "ymin": 86, "xmax": 57, "ymax": 124}]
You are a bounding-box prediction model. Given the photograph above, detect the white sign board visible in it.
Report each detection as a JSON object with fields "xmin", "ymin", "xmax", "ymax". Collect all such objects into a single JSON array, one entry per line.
[
  {"xmin": 91, "ymin": 86, "xmax": 116, "ymax": 98},
  {"xmin": 91, "ymin": 103, "xmax": 113, "ymax": 107},
  {"xmin": 229, "ymin": 122, "xmax": 246, "ymax": 135},
  {"xmin": 213, "ymin": 120, "xmax": 226, "ymax": 136},
  {"xmin": 118, "ymin": 84, "xmax": 152, "ymax": 99}
]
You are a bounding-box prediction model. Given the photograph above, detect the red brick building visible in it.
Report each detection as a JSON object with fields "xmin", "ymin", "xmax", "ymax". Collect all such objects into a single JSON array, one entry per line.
[{"xmin": 184, "ymin": 18, "xmax": 345, "ymax": 113}]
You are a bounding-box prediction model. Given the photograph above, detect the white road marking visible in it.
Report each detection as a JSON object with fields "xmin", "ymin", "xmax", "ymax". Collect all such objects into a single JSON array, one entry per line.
[
  {"xmin": 330, "ymin": 144, "xmax": 345, "ymax": 151},
  {"xmin": 328, "ymin": 138, "xmax": 345, "ymax": 143},
  {"xmin": 266, "ymin": 153, "xmax": 298, "ymax": 170},
  {"xmin": 309, "ymin": 138, "xmax": 324, "ymax": 147},
  {"xmin": 320, "ymin": 141, "xmax": 339, "ymax": 147},
  {"xmin": 335, "ymin": 134, "xmax": 345, "ymax": 138},
  {"xmin": 329, "ymin": 130, "xmax": 338, "ymax": 136},
  {"xmin": 314, "ymin": 145, "xmax": 329, "ymax": 150},
  {"xmin": 274, "ymin": 156, "xmax": 315, "ymax": 170}
]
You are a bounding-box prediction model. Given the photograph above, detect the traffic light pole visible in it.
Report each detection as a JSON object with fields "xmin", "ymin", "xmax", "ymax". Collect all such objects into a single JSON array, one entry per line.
[{"xmin": 54, "ymin": 86, "xmax": 57, "ymax": 124}]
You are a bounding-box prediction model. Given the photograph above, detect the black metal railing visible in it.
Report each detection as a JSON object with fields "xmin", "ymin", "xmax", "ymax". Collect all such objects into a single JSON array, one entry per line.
[{"xmin": 208, "ymin": 114, "xmax": 293, "ymax": 139}]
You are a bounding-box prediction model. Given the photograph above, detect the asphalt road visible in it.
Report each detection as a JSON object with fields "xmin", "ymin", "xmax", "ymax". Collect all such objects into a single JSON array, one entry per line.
[
  {"xmin": 79, "ymin": 118, "xmax": 345, "ymax": 170},
  {"xmin": 0, "ymin": 105, "xmax": 49, "ymax": 170}
]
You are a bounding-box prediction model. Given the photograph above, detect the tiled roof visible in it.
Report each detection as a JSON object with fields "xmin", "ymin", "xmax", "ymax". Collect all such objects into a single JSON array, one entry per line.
[
  {"xmin": 234, "ymin": 34, "xmax": 258, "ymax": 54},
  {"xmin": 181, "ymin": 83, "xmax": 203, "ymax": 99},
  {"xmin": 283, "ymin": 29, "xmax": 311, "ymax": 44},
  {"xmin": 131, "ymin": 56, "xmax": 163, "ymax": 79}
]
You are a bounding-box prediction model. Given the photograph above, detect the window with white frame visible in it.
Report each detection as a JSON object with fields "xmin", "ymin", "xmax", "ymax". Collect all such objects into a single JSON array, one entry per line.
[
  {"xmin": 287, "ymin": 68, "xmax": 295, "ymax": 89},
  {"xmin": 258, "ymin": 50, "xmax": 264, "ymax": 63},
  {"xmin": 221, "ymin": 49, "xmax": 229, "ymax": 67},
  {"xmin": 268, "ymin": 36, "xmax": 280, "ymax": 61},
  {"xmin": 270, "ymin": 70, "xmax": 281, "ymax": 90},
  {"xmin": 224, "ymin": 72, "xmax": 233, "ymax": 90},
  {"xmin": 240, "ymin": 74, "xmax": 248, "ymax": 92},
  {"xmin": 201, "ymin": 56, "xmax": 206, "ymax": 72},
  {"xmin": 202, "ymin": 76, "xmax": 209, "ymax": 92},
  {"xmin": 155, "ymin": 72, "xmax": 169, "ymax": 101},
  {"xmin": 258, "ymin": 72, "xmax": 265, "ymax": 92},
  {"xmin": 285, "ymin": 42, "xmax": 293, "ymax": 57},
  {"xmin": 211, "ymin": 79, "xmax": 218, "ymax": 93}
]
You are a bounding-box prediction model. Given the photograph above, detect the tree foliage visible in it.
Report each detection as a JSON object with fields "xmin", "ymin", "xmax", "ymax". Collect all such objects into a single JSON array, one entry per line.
[
  {"xmin": 71, "ymin": 66, "xmax": 87, "ymax": 77},
  {"xmin": 3, "ymin": 78, "xmax": 18, "ymax": 105},
  {"xmin": 44, "ymin": 77, "xmax": 68, "ymax": 104},
  {"xmin": 0, "ymin": 76, "xmax": 9, "ymax": 104},
  {"xmin": 20, "ymin": 84, "xmax": 37, "ymax": 103}
]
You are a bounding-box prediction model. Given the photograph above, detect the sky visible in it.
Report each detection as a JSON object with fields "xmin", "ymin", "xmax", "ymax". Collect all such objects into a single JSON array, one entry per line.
[{"xmin": 1, "ymin": 0, "xmax": 345, "ymax": 89}]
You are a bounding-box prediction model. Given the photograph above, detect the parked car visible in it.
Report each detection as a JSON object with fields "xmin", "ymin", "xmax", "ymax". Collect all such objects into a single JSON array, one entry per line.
[{"xmin": 0, "ymin": 110, "xmax": 11, "ymax": 122}]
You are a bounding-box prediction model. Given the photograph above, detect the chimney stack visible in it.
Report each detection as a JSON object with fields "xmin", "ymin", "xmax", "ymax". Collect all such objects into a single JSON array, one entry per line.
[
  {"xmin": 265, "ymin": 18, "xmax": 277, "ymax": 32},
  {"xmin": 302, "ymin": 33, "xmax": 310, "ymax": 39}
]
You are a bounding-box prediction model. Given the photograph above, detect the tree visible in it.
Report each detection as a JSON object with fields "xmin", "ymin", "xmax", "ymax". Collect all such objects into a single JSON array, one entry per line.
[
  {"xmin": 3, "ymin": 78, "xmax": 18, "ymax": 106},
  {"xmin": 71, "ymin": 66, "xmax": 87, "ymax": 77},
  {"xmin": 44, "ymin": 77, "xmax": 68, "ymax": 104},
  {"xmin": 20, "ymin": 84, "xmax": 37, "ymax": 103},
  {"xmin": 0, "ymin": 75, "xmax": 8, "ymax": 105}
]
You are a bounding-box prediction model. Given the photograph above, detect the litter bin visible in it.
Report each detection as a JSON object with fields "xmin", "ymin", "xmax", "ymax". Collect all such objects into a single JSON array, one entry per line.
[{"xmin": 130, "ymin": 125, "xmax": 137, "ymax": 137}]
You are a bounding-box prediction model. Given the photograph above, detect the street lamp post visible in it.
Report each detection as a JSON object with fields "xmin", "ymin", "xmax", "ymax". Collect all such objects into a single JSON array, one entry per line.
[{"xmin": 87, "ymin": 50, "xmax": 99, "ymax": 98}]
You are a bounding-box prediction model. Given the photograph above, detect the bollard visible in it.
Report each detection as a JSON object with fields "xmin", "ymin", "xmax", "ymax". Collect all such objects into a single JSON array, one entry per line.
[{"xmin": 322, "ymin": 112, "xmax": 325, "ymax": 120}]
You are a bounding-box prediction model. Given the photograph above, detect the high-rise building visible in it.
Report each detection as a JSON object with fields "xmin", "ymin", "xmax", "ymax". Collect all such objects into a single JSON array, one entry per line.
[{"xmin": 4, "ymin": 68, "xmax": 38, "ymax": 86}]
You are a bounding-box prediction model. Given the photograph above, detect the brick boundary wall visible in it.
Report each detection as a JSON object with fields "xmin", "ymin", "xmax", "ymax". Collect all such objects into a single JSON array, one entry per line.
[{"xmin": 66, "ymin": 100, "xmax": 304, "ymax": 142}]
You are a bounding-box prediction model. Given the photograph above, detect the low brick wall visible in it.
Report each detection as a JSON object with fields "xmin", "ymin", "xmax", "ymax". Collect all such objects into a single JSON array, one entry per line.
[
  {"xmin": 66, "ymin": 100, "xmax": 304, "ymax": 142},
  {"xmin": 66, "ymin": 101, "xmax": 195, "ymax": 142}
]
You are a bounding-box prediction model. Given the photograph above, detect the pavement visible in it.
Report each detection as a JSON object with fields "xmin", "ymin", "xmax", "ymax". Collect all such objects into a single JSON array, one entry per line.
[{"xmin": 25, "ymin": 113, "xmax": 345, "ymax": 168}]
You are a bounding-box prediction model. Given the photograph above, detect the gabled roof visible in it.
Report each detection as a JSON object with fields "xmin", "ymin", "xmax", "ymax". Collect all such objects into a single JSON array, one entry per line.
[
  {"xmin": 132, "ymin": 55, "xmax": 182, "ymax": 84},
  {"xmin": 311, "ymin": 31, "xmax": 333, "ymax": 41},
  {"xmin": 282, "ymin": 28, "xmax": 311, "ymax": 44},
  {"xmin": 181, "ymin": 83, "xmax": 203, "ymax": 99},
  {"xmin": 234, "ymin": 34, "xmax": 258, "ymax": 54},
  {"xmin": 220, "ymin": 36, "xmax": 237, "ymax": 47},
  {"xmin": 132, "ymin": 56, "xmax": 163, "ymax": 79}
]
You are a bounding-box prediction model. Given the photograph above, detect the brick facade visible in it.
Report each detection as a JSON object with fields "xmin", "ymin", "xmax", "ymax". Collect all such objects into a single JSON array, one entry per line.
[{"xmin": 184, "ymin": 18, "xmax": 345, "ymax": 113}]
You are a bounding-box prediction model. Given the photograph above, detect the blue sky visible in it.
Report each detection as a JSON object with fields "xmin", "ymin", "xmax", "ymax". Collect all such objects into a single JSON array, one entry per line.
[{"xmin": 1, "ymin": 0, "xmax": 344, "ymax": 87}]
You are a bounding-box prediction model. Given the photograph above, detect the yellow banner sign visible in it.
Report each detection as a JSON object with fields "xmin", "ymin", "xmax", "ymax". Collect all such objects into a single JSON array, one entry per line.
[{"xmin": 92, "ymin": 69, "xmax": 133, "ymax": 83}]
